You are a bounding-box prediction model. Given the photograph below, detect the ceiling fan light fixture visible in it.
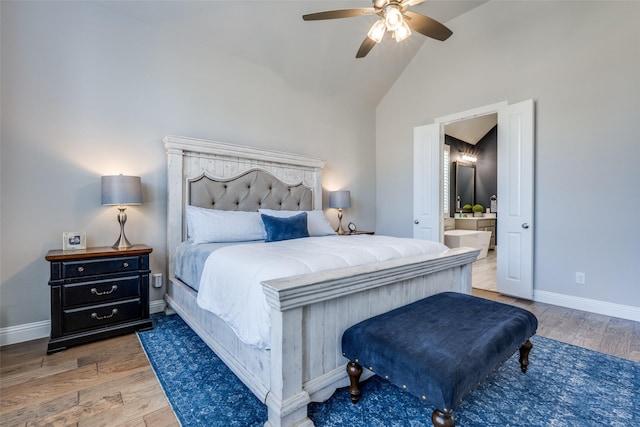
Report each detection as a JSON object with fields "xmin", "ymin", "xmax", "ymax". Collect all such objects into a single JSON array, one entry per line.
[
  {"xmin": 384, "ymin": 7, "xmax": 403, "ymax": 31},
  {"xmin": 301, "ymin": 0, "xmax": 453, "ymax": 58},
  {"xmin": 394, "ymin": 19, "xmax": 412, "ymax": 42},
  {"xmin": 367, "ymin": 19, "xmax": 386, "ymax": 43}
]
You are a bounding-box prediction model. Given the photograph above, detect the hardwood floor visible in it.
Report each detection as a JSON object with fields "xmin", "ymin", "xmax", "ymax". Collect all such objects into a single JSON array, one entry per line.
[
  {"xmin": 0, "ymin": 333, "xmax": 178, "ymax": 427},
  {"xmin": 2, "ymin": 293, "xmax": 639, "ymax": 426}
]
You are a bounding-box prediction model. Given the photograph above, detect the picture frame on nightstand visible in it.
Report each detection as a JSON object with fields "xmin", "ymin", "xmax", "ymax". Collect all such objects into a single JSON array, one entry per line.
[{"xmin": 62, "ymin": 231, "xmax": 86, "ymax": 250}]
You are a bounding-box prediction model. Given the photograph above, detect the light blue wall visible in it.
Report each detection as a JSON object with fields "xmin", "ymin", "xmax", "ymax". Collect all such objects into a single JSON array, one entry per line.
[
  {"xmin": 376, "ymin": 1, "xmax": 640, "ymax": 307},
  {"xmin": 2, "ymin": 0, "xmax": 639, "ymax": 334},
  {"xmin": 0, "ymin": 1, "xmax": 377, "ymax": 331}
]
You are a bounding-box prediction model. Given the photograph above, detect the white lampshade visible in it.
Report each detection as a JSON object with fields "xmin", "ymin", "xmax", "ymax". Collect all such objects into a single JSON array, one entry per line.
[
  {"xmin": 101, "ymin": 175, "xmax": 143, "ymax": 206},
  {"xmin": 329, "ymin": 191, "xmax": 351, "ymax": 209}
]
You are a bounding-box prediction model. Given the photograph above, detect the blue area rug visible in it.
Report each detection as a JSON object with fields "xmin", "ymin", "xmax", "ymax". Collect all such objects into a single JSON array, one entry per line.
[{"xmin": 138, "ymin": 314, "xmax": 639, "ymax": 426}]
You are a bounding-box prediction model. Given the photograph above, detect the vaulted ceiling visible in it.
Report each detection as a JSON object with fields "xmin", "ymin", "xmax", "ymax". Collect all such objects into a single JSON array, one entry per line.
[
  {"xmin": 98, "ymin": 1, "xmax": 486, "ymax": 105},
  {"xmin": 445, "ymin": 113, "xmax": 497, "ymax": 145}
]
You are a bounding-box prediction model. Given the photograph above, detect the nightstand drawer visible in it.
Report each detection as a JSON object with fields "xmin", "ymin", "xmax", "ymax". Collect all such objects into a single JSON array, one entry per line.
[
  {"xmin": 63, "ymin": 276, "xmax": 141, "ymax": 307},
  {"xmin": 63, "ymin": 299, "xmax": 142, "ymax": 334},
  {"xmin": 62, "ymin": 257, "xmax": 139, "ymax": 278}
]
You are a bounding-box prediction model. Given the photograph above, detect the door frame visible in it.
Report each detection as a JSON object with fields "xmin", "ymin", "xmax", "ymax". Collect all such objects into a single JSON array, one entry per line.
[
  {"xmin": 435, "ymin": 102, "xmax": 507, "ymax": 129},
  {"xmin": 414, "ymin": 100, "xmax": 535, "ymax": 299}
]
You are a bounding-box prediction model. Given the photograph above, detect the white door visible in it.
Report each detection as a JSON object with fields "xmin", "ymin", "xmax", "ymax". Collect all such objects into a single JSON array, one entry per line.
[
  {"xmin": 413, "ymin": 124, "xmax": 441, "ymax": 241},
  {"xmin": 414, "ymin": 100, "xmax": 535, "ymax": 299},
  {"xmin": 496, "ymin": 99, "xmax": 535, "ymax": 299}
]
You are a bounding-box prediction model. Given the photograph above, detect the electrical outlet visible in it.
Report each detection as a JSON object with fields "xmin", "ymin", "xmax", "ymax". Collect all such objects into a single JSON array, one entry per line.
[
  {"xmin": 575, "ymin": 272, "xmax": 585, "ymax": 285},
  {"xmin": 153, "ymin": 273, "xmax": 163, "ymax": 288}
]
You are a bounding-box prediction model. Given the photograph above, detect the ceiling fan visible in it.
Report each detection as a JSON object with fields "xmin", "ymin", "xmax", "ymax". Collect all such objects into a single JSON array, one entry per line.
[{"xmin": 302, "ymin": 0, "xmax": 452, "ymax": 58}]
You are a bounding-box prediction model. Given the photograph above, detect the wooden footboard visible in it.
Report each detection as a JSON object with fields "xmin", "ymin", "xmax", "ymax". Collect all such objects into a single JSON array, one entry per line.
[{"xmin": 164, "ymin": 246, "xmax": 478, "ymax": 427}]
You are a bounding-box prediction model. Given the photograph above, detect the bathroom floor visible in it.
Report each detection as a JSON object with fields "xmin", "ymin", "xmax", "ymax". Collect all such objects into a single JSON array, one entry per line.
[{"xmin": 472, "ymin": 248, "xmax": 497, "ymax": 291}]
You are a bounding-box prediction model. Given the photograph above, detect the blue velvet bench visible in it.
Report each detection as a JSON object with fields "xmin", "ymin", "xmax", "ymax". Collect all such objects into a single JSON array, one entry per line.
[{"xmin": 341, "ymin": 292, "xmax": 538, "ymax": 426}]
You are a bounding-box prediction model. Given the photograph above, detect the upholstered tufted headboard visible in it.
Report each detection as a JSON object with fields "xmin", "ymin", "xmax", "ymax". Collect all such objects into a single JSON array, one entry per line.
[
  {"xmin": 164, "ymin": 135, "xmax": 324, "ymax": 279},
  {"xmin": 189, "ymin": 169, "xmax": 313, "ymax": 212}
]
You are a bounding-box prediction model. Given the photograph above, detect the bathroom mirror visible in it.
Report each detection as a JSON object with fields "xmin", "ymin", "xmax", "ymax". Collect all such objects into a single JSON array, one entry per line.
[{"xmin": 455, "ymin": 161, "xmax": 475, "ymax": 211}]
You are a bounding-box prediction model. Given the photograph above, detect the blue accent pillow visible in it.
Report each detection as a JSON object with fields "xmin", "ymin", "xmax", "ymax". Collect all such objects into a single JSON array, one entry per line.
[{"xmin": 261, "ymin": 212, "xmax": 310, "ymax": 242}]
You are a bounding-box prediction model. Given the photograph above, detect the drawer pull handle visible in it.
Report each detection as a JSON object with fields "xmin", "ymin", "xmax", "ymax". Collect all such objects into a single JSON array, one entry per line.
[
  {"xmin": 77, "ymin": 266, "xmax": 85, "ymax": 272},
  {"xmin": 123, "ymin": 262, "xmax": 129, "ymax": 268},
  {"xmin": 91, "ymin": 309, "xmax": 118, "ymax": 320},
  {"xmin": 91, "ymin": 285, "xmax": 118, "ymax": 296}
]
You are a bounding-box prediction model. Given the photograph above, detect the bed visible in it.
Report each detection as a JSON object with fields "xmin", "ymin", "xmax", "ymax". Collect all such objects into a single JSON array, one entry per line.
[{"xmin": 163, "ymin": 135, "xmax": 479, "ymax": 427}]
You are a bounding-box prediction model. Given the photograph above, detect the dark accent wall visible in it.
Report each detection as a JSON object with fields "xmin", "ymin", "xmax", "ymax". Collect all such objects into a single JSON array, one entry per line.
[
  {"xmin": 445, "ymin": 125, "xmax": 497, "ymax": 216},
  {"xmin": 475, "ymin": 125, "xmax": 497, "ymax": 211}
]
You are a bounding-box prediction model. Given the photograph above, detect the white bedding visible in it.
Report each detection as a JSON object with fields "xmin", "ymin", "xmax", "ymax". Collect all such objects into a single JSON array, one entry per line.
[
  {"xmin": 196, "ymin": 235, "xmax": 449, "ymax": 349},
  {"xmin": 174, "ymin": 240, "xmax": 262, "ymax": 290}
]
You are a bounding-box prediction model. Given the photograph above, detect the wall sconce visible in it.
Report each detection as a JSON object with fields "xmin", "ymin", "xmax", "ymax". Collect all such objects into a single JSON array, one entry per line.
[
  {"xmin": 329, "ymin": 190, "xmax": 351, "ymax": 235},
  {"xmin": 101, "ymin": 175, "xmax": 142, "ymax": 249}
]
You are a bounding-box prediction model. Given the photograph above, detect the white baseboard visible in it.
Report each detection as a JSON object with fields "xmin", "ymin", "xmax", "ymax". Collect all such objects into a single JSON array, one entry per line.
[
  {"xmin": 1, "ymin": 299, "xmax": 167, "ymax": 347},
  {"xmin": 0, "ymin": 320, "xmax": 50, "ymax": 346},
  {"xmin": 150, "ymin": 299, "xmax": 166, "ymax": 314},
  {"xmin": 534, "ymin": 290, "xmax": 640, "ymax": 323}
]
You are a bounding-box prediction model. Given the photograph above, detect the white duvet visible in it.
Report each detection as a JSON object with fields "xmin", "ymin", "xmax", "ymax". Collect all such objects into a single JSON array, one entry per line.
[{"xmin": 196, "ymin": 235, "xmax": 449, "ymax": 349}]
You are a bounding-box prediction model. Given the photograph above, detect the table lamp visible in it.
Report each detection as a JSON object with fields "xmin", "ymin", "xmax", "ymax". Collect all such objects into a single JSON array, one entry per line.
[
  {"xmin": 329, "ymin": 190, "xmax": 351, "ymax": 235},
  {"xmin": 101, "ymin": 175, "xmax": 142, "ymax": 249}
]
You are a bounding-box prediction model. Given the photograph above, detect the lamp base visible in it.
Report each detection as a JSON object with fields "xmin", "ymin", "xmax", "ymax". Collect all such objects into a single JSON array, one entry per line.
[
  {"xmin": 112, "ymin": 207, "xmax": 134, "ymax": 250},
  {"xmin": 112, "ymin": 234, "xmax": 133, "ymax": 250},
  {"xmin": 336, "ymin": 209, "xmax": 346, "ymax": 235}
]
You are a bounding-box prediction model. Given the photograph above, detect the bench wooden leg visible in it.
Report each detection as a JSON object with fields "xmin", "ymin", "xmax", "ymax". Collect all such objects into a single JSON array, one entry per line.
[
  {"xmin": 519, "ymin": 339, "xmax": 533, "ymax": 373},
  {"xmin": 346, "ymin": 361, "xmax": 363, "ymax": 403},
  {"xmin": 432, "ymin": 408, "xmax": 455, "ymax": 427}
]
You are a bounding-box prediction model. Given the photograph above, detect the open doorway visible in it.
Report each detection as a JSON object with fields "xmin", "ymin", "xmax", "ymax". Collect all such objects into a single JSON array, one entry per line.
[
  {"xmin": 443, "ymin": 114, "xmax": 498, "ymax": 292},
  {"xmin": 413, "ymin": 99, "xmax": 534, "ymax": 300}
]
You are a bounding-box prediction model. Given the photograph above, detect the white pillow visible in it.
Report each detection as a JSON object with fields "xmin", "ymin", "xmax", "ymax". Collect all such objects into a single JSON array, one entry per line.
[
  {"xmin": 186, "ymin": 206, "xmax": 266, "ymax": 243},
  {"xmin": 258, "ymin": 209, "xmax": 336, "ymax": 236}
]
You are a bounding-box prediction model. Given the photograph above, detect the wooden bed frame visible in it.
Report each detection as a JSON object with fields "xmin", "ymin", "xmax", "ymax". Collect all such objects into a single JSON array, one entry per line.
[{"xmin": 163, "ymin": 135, "xmax": 479, "ymax": 427}]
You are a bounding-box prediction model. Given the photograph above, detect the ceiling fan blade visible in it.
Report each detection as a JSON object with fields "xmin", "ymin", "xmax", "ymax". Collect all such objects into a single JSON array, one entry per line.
[
  {"xmin": 401, "ymin": 0, "xmax": 426, "ymax": 6},
  {"xmin": 403, "ymin": 11, "xmax": 453, "ymax": 41},
  {"xmin": 356, "ymin": 36, "xmax": 377, "ymax": 58},
  {"xmin": 303, "ymin": 8, "xmax": 376, "ymax": 21}
]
